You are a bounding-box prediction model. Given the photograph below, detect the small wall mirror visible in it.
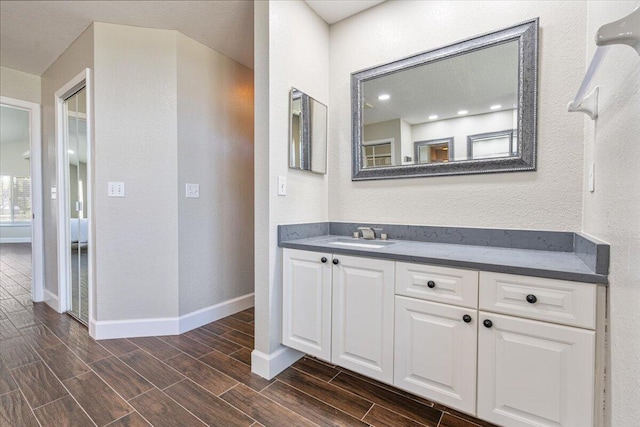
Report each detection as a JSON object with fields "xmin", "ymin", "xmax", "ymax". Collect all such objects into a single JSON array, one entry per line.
[
  {"xmin": 289, "ymin": 87, "xmax": 327, "ymax": 174},
  {"xmin": 351, "ymin": 19, "xmax": 538, "ymax": 180}
]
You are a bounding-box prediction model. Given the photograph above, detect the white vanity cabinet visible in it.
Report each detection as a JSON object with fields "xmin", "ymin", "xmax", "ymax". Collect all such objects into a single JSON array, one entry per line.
[
  {"xmin": 282, "ymin": 249, "xmax": 395, "ymax": 382},
  {"xmin": 394, "ymin": 262, "xmax": 479, "ymax": 414},
  {"xmin": 394, "ymin": 296, "xmax": 478, "ymax": 414},
  {"xmin": 282, "ymin": 250, "xmax": 603, "ymax": 427},
  {"xmin": 282, "ymin": 249, "xmax": 332, "ymax": 360},
  {"xmin": 476, "ymin": 272, "xmax": 598, "ymax": 427},
  {"xmin": 332, "ymin": 254, "xmax": 395, "ymax": 382}
]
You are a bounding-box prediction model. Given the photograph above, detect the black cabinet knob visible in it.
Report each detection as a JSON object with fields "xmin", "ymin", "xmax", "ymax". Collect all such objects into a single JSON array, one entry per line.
[
  {"xmin": 463, "ymin": 314, "xmax": 472, "ymax": 323},
  {"xmin": 321, "ymin": 257, "xmax": 327, "ymax": 263},
  {"xmin": 526, "ymin": 294, "xmax": 537, "ymax": 304},
  {"xmin": 483, "ymin": 319, "xmax": 493, "ymax": 328},
  {"xmin": 332, "ymin": 259, "xmax": 339, "ymax": 265},
  {"xmin": 427, "ymin": 280, "xmax": 436, "ymax": 288}
]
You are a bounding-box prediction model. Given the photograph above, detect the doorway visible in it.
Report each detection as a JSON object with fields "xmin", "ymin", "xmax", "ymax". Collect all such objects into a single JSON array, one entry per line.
[
  {"xmin": 56, "ymin": 69, "xmax": 92, "ymax": 326},
  {"xmin": 0, "ymin": 96, "xmax": 44, "ymax": 303}
]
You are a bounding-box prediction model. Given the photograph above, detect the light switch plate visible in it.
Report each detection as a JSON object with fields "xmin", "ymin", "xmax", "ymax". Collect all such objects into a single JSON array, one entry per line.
[
  {"xmin": 278, "ymin": 176, "xmax": 287, "ymax": 196},
  {"xmin": 186, "ymin": 183, "xmax": 200, "ymax": 198},
  {"xmin": 108, "ymin": 182, "xmax": 125, "ymax": 197}
]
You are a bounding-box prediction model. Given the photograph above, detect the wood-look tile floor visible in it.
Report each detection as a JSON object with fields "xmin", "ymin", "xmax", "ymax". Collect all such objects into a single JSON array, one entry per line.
[{"xmin": 1, "ymin": 243, "xmax": 498, "ymax": 427}]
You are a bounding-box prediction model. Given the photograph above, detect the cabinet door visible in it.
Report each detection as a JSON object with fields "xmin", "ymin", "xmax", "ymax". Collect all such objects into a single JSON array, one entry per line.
[
  {"xmin": 395, "ymin": 296, "xmax": 477, "ymax": 414},
  {"xmin": 282, "ymin": 249, "xmax": 332, "ymax": 361},
  {"xmin": 332, "ymin": 255, "xmax": 395, "ymax": 383},
  {"xmin": 477, "ymin": 312, "xmax": 595, "ymax": 427}
]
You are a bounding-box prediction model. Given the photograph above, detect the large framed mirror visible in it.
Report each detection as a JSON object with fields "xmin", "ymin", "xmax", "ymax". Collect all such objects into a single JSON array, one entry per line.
[
  {"xmin": 351, "ymin": 19, "xmax": 538, "ymax": 180},
  {"xmin": 290, "ymin": 87, "xmax": 327, "ymax": 174}
]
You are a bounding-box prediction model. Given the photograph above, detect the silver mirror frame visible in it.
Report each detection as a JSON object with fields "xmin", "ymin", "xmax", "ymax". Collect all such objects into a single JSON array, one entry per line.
[
  {"xmin": 351, "ymin": 18, "xmax": 538, "ymax": 180},
  {"xmin": 289, "ymin": 87, "xmax": 328, "ymax": 175}
]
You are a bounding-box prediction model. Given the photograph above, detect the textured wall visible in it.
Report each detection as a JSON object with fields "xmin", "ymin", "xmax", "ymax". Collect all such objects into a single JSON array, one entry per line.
[
  {"xmin": 254, "ymin": 0, "xmax": 330, "ymax": 358},
  {"xmin": 0, "ymin": 66, "xmax": 41, "ymax": 104},
  {"xmin": 40, "ymin": 24, "xmax": 94, "ymax": 300},
  {"xmin": 581, "ymin": 2, "xmax": 640, "ymax": 425},
  {"xmin": 176, "ymin": 33, "xmax": 255, "ymax": 315},
  {"xmin": 93, "ymin": 23, "xmax": 179, "ymax": 321},
  {"xmin": 328, "ymin": 1, "xmax": 587, "ymax": 231}
]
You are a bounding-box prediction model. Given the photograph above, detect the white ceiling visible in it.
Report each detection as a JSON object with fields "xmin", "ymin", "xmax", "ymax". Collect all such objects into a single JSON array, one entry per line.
[
  {"xmin": 0, "ymin": 1, "xmax": 387, "ymax": 77},
  {"xmin": 362, "ymin": 41, "xmax": 520, "ymax": 125},
  {"xmin": 0, "ymin": 1, "xmax": 254, "ymax": 76},
  {"xmin": 305, "ymin": 0, "xmax": 385, "ymax": 24}
]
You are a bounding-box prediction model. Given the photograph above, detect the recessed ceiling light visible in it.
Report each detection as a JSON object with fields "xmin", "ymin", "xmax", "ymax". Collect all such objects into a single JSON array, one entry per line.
[
  {"xmin": 378, "ymin": 94, "xmax": 390, "ymax": 101},
  {"xmin": 458, "ymin": 110, "xmax": 468, "ymax": 115},
  {"xmin": 428, "ymin": 115, "xmax": 438, "ymax": 120},
  {"xmin": 68, "ymin": 150, "xmax": 75, "ymax": 154},
  {"xmin": 490, "ymin": 104, "xmax": 502, "ymax": 110}
]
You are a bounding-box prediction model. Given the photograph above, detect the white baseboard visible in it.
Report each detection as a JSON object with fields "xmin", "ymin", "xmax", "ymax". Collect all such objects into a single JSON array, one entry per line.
[
  {"xmin": 44, "ymin": 289, "xmax": 59, "ymax": 312},
  {"xmin": 0, "ymin": 237, "xmax": 31, "ymax": 243},
  {"xmin": 92, "ymin": 293, "xmax": 254, "ymax": 340},
  {"xmin": 251, "ymin": 345, "xmax": 304, "ymax": 380},
  {"xmin": 179, "ymin": 293, "xmax": 254, "ymax": 334}
]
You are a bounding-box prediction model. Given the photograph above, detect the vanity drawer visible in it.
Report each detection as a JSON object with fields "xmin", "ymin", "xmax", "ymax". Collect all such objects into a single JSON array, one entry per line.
[
  {"xmin": 479, "ymin": 272, "xmax": 596, "ymax": 329},
  {"xmin": 396, "ymin": 262, "xmax": 478, "ymax": 308}
]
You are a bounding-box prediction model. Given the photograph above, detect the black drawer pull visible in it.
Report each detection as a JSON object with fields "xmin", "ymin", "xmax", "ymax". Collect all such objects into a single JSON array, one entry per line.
[
  {"xmin": 332, "ymin": 259, "xmax": 339, "ymax": 265},
  {"xmin": 321, "ymin": 257, "xmax": 327, "ymax": 263},
  {"xmin": 427, "ymin": 280, "xmax": 436, "ymax": 288},
  {"xmin": 483, "ymin": 319, "xmax": 493, "ymax": 328},
  {"xmin": 526, "ymin": 294, "xmax": 537, "ymax": 304},
  {"xmin": 463, "ymin": 314, "xmax": 472, "ymax": 323}
]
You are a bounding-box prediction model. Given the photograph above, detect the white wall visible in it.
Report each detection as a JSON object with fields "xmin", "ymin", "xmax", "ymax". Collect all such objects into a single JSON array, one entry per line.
[
  {"xmin": 176, "ymin": 33, "xmax": 254, "ymax": 315},
  {"xmin": 41, "ymin": 24, "xmax": 94, "ymax": 300},
  {"xmin": 0, "ymin": 66, "xmax": 41, "ymax": 104},
  {"xmin": 93, "ymin": 23, "xmax": 179, "ymax": 321},
  {"xmin": 581, "ymin": 2, "xmax": 640, "ymax": 426},
  {"xmin": 253, "ymin": 0, "xmax": 329, "ymax": 373},
  {"xmin": 329, "ymin": 1, "xmax": 587, "ymax": 230},
  {"xmin": 411, "ymin": 110, "xmax": 515, "ymax": 160}
]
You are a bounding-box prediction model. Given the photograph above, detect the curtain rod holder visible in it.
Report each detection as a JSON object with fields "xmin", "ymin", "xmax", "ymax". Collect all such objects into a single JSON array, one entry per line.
[{"xmin": 568, "ymin": 87, "xmax": 599, "ymax": 120}]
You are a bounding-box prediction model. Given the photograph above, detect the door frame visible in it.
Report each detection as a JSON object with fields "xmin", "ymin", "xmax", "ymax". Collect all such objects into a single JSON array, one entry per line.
[
  {"xmin": 0, "ymin": 96, "xmax": 44, "ymax": 302},
  {"xmin": 55, "ymin": 68, "xmax": 93, "ymax": 324}
]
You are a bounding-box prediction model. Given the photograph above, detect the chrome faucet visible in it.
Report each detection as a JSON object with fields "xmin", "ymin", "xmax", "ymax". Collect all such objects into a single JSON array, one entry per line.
[{"xmin": 357, "ymin": 227, "xmax": 376, "ymax": 240}]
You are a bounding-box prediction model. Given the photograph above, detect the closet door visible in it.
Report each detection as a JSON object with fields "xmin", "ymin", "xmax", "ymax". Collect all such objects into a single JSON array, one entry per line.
[{"xmin": 64, "ymin": 87, "xmax": 88, "ymax": 324}]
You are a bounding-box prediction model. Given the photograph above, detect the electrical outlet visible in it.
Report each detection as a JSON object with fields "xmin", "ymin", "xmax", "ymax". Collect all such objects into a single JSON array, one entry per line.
[
  {"xmin": 278, "ymin": 176, "xmax": 287, "ymax": 196},
  {"xmin": 186, "ymin": 183, "xmax": 200, "ymax": 198},
  {"xmin": 108, "ymin": 182, "xmax": 125, "ymax": 197}
]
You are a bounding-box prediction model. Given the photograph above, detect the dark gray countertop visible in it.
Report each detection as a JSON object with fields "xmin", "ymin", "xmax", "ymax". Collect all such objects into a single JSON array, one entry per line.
[{"xmin": 279, "ymin": 234, "xmax": 608, "ymax": 285}]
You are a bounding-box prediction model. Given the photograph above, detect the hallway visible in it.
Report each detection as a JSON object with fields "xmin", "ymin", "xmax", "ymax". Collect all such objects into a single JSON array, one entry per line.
[{"xmin": 0, "ymin": 244, "xmax": 491, "ymax": 427}]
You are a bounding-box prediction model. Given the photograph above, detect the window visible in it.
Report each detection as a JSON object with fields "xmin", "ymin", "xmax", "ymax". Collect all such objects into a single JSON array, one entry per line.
[
  {"xmin": 363, "ymin": 138, "xmax": 394, "ymax": 168},
  {"xmin": 0, "ymin": 175, "xmax": 31, "ymax": 223}
]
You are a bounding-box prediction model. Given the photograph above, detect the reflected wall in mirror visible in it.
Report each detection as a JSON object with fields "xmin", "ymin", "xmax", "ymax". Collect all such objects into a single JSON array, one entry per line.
[
  {"xmin": 289, "ymin": 87, "xmax": 327, "ymax": 174},
  {"xmin": 352, "ymin": 19, "xmax": 538, "ymax": 180}
]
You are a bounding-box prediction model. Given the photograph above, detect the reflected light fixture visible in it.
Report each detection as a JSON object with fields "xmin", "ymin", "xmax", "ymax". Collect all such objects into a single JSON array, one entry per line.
[
  {"xmin": 378, "ymin": 94, "xmax": 390, "ymax": 101},
  {"xmin": 490, "ymin": 104, "xmax": 502, "ymax": 110},
  {"xmin": 428, "ymin": 115, "xmax": 438, "ymax": 120},
  {"xmin": 458, "ymin": 110, "xmax": 468, "ymax": 115}
]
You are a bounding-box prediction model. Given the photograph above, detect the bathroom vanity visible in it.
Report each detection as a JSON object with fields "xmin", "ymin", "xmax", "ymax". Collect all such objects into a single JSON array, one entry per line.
[{"xmin": 279, "ymin": 223, "xmax": 608, "ymax": 427}]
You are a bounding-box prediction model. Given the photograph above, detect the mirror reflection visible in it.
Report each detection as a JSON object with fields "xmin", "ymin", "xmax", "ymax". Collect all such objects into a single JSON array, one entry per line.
[
  {"xmin": 352, "ymin": 19, "xmax": 538, "ymax": 180},
  {"xmin": 362, "ymin": 41, "xmax": 519, "ymax": 167},
  {"xmin": 289, "ymin": 87, "xmax": 327, "ymax": 174}
]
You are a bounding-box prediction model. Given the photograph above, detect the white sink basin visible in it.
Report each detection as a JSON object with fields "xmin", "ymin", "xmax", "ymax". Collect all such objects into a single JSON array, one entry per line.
[{"xmin": 327, "ymin": 238, "xmax": 395, "ymax": 249}]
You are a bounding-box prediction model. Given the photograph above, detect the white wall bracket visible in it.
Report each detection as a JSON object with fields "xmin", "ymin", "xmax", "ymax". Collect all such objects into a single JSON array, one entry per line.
[
  {"xmin": 568, "ymin": 87, "xmax": 599, "ymax": 120},
  {"xmin": 596, "ymin": 5, "xmax": 640, "ymax": 55}
]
